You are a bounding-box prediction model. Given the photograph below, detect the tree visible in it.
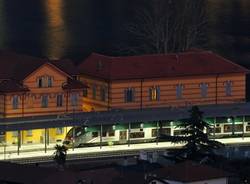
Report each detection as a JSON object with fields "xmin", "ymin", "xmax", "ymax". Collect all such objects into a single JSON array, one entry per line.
[
  {"xmin": 122, "ymin": 0, "xmax": 207, "ymax": 55},
  {"xmin": 160, "ymin": 106, "xmax": 224, "ymax": 161},
  {"xmin": 53, "ymin": 144, "xmax": 68, "ymax": 170}
]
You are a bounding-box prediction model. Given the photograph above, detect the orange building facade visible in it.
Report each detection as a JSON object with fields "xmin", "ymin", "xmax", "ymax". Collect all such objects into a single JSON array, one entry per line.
[
  {"xmin": 0, "ymin": 51, "xmax": 86, "ymax": 144},
  {"xmin": 78, "ymin": 50, "xmax": 248, "ymax": 111}
]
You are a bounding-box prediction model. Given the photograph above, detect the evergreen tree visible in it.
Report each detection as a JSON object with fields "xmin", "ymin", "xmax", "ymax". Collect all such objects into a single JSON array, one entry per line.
[{"xmin": 160, "ymin": 106, "xmax": 224, "ymax": 161}]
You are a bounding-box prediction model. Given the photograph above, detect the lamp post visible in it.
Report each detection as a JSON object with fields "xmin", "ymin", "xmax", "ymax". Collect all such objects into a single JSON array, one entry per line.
[
  {"xmin": 72, "ymin": 107, "xmax": 75, "ymax": 151},
  {"xmin": 156, "ymin": 121, "xmax": 159, "ymax": 145},
  {"xmin": 1, "ymin": 141, "xmax": 6, "ymax": 160},
  {"xmin": 128, "ymin": 123, "xmax": 131, "ymax": 147}
]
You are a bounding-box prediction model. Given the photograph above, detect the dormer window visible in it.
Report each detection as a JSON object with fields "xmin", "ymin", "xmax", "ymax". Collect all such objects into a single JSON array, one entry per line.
[{"xmin": 37, "ymin": 76, "xmax": 53, "ymax": 88}]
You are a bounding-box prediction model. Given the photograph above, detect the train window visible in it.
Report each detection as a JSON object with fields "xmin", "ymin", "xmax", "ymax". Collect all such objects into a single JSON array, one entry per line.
[
  {"xmin": 160, "ymin": 128, "xmax": 171, "ymax": 135},
  {"xmin": 224, "ymin": 124, "xmax": 243, "ymax": 133},
  {"xmin": 246, "ymin": 126, "xmax": 250, "ymax": 132},
  {"xmin": 235, "ymin": 124, "xmax": 243, "ymax": 132},
  {"xmin": 215, "ymin": 127, "xmax": 221, "ymax": 133},
  {"xmin": 130, "ymin": 132, "xmax": 144, "ymax": 138},
  {"xmin": 224, "ymin": 125, "xmax": 232, "ymax": 133},
  {"xmin": 174, "ymin": 129, "xmax": 185, "ymax": 136},
  {"xmin": 108, "ymin": 131, "xmax": 115, "ymax": 137},
  {"xmin": 208, "ymin": 127, "xmax": 221, "ymax": 134},
  {"xmin": 102, "ymin": 131, "xmax": 107, "ymax": 137},
  {"xmin": 92, "ymin": 132, "xmax": 98, "ymax": 137},
  {"xmin": 152, "ymin": 129, "xmax": 157, "ymax": 137}
]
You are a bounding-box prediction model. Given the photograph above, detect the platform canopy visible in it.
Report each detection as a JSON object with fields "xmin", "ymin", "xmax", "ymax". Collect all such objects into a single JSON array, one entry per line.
[{"xmin": 0, "ymin": 103, "xmax": 250, "ymax": 131}]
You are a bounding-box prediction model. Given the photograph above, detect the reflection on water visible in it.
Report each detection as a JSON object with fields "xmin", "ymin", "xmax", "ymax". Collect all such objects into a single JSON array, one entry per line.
[
  {"xmin": 45, "ymin": 0, "xmax": 67, "ymax": 59},
  {"xmin": 0, "ymin": 0, "xmax": 249, "ymax": 64},
  {"xmin": 0, "ymin": 1, "xmax": 5, "ymax": 48}
]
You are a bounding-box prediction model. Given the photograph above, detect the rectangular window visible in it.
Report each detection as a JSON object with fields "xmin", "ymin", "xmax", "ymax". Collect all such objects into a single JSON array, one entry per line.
[
  {"xmin": 224, "ymin": 124, "xmax": 243, "ymax": 133},
  {"xmin": 102, "ymin": 131, "xmax": 107, "ymax": 137},
  {"xmin": 83, "ymin": 88, "xmax": 88, "ymax": 97},
  {"xmin": 92, "ymin": 132, "xmax": 98, "ymax": 138},
  {"xmin": 130, "ymin": 132, "xmax": 144, "ymax": 138},
  {"xmin": 38, "ymin": 78, "xmax": 43, "ymax": 88},
  {"xmin": 100, "ymin": 87, "xmax": 106, "ymax": 101},
  {"xmin": 176, "ymin": 84, "xmax": 183, "ymax": 99},
  {"xmin": 124, "ymin": 88, "xmax": 135, "ymax": 103},
  {"xmin": 56, "ymin": 128, "xmax": 64, "ymax": 135},
  {"xmin": 56, "ymin": 94, "xmax": 63, "ymax": 107},
  {"xmin": 224, "ymin": 81, "xmax": 232, "ymax": 96},
  {"xmin": 152, "ymin": 129, "xmax": 158, "ymax": 137},
  {"xmin": 26, "ymin": 130, "xmax": 32, "ymax": 137},
  {"xmin": 41, "ymin": 95, "xmax": 48, "ymax": 108},
  {"xmin": 149, "ymin": 86, "xmax": 160, "ymax": 101},
  {"xmin": 12, "ymin": 95, "xmax": 19, "ymax": 109},
  {"xmin": 12, "ymin": 131, "xmax": 18, "ymax": 137},
  {"xmin": 71, "ymin": 93, "xmax": 78, "ymax": 106},
  {"xmin": 108, "ymin": 130, "xmax": 115, "ymax": 137},
  {"xmin": 200, "ymin": 83, "xmax": 208, "ymax": 98},
  {"xmin": 48, "ymin": 76, "xmax": 52, "ymax": 87},
  {"xmin": 92, "ymin": 85, "xmax": 97, "ymax": 99},
  {"xmin": 37, "ymin": 76, "xmax": 52, "ymax": 88}
]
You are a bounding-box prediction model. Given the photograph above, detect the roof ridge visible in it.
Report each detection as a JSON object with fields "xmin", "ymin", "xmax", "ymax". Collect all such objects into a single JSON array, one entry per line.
[{"xmin": 211, "ymin": 52, "xmax": 249, "ymax": 73}]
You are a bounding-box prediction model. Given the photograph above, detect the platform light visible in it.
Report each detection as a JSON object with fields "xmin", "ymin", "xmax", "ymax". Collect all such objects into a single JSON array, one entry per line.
[
  {"xmin": 140, "ymin": 123, "xmax": 144, "ymax": 128},
  {"xmin": 227, "ymin": 117, "xmax": 232, "ymax": 123},
  {"xmin": 84, "ymin": 127, "xmax": 88, "ymax": 131},
  {"xmin": 112, "ymin": 125, "xmax": 116, "ymax": 130}
]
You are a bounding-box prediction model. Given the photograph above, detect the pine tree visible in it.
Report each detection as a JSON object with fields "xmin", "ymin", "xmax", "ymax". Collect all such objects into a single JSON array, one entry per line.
[{"xmin": 160, "ymin": 106, "xmax": 224, "ymax": 161}]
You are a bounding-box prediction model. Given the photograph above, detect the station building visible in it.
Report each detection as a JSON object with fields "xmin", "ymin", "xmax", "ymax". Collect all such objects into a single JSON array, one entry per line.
[
  {"xmin": 78, "ymin": 49, "xmax": 248, "ymax": 111},
  {"xmin": 0, "ymin": 49, "xmax": 249, "ymax": 147},
  {"xmin": 0, "ymin": 51, "xmax": 87, "ymax": 144}
]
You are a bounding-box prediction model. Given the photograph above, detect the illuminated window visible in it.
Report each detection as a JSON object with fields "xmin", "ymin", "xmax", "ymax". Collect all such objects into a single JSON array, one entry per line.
[
  {"xmin": 12, "ymin": 95, "xmax": 19, "ymax": 109},
  {"xmin": 224, "ymin": 81, "xmax": 232, "ymax": 96},
  {"xmin": 200, "ymin": 83, "xmax": 208, "ymax": 98},
  {"xmin": 149, "ymin": 86, "xmax": 160, "ymax": 101},
  {"xmin": 176, "ymin": 84, "xmax": 184, "ymax": 99},
  {"xmin": 56, "ymin": 94, "xmax": 63, "ymax": 107},
  {"xmin": 124, "ymin": 88, "xmax": 135, "ymax": 102},
  {"xmin": 41, "ymin": 95, "xmax": 48, "ymax": 108}
]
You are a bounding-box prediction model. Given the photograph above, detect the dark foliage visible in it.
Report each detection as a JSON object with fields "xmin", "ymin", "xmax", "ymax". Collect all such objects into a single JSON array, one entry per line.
[
  {"xmin": 53, "ymin": 144, "xmax": 68, "ymax": 168},
  {"xmin": 160, "ymin": 106, "xmax": 224, "ymax": 161}
]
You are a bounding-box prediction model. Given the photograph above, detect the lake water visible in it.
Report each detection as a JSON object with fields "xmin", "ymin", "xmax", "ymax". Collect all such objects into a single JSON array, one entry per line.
[{"xmin": 0, "ymin": 0, "xmax": 249, "ymax": 65}]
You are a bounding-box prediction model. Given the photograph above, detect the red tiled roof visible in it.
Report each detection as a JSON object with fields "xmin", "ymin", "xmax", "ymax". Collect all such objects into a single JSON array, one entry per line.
[
  {"xmin": 62, "ymin": 79, "xmax": 88, "ymax": 90},
  {"xmin": 0, "ymin": 50, "xmax": 79, "ymax": 80},
  {"xmin": 0, "ymin": 80, "xmax": 29, "ymax": 93},
  {"xmin": 152, "ymin": 161, "xmax": 230, "ymax": 182},
  {"xmin": 78, "ymin": 50, "xmax": 249, "ymax": 80}
]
